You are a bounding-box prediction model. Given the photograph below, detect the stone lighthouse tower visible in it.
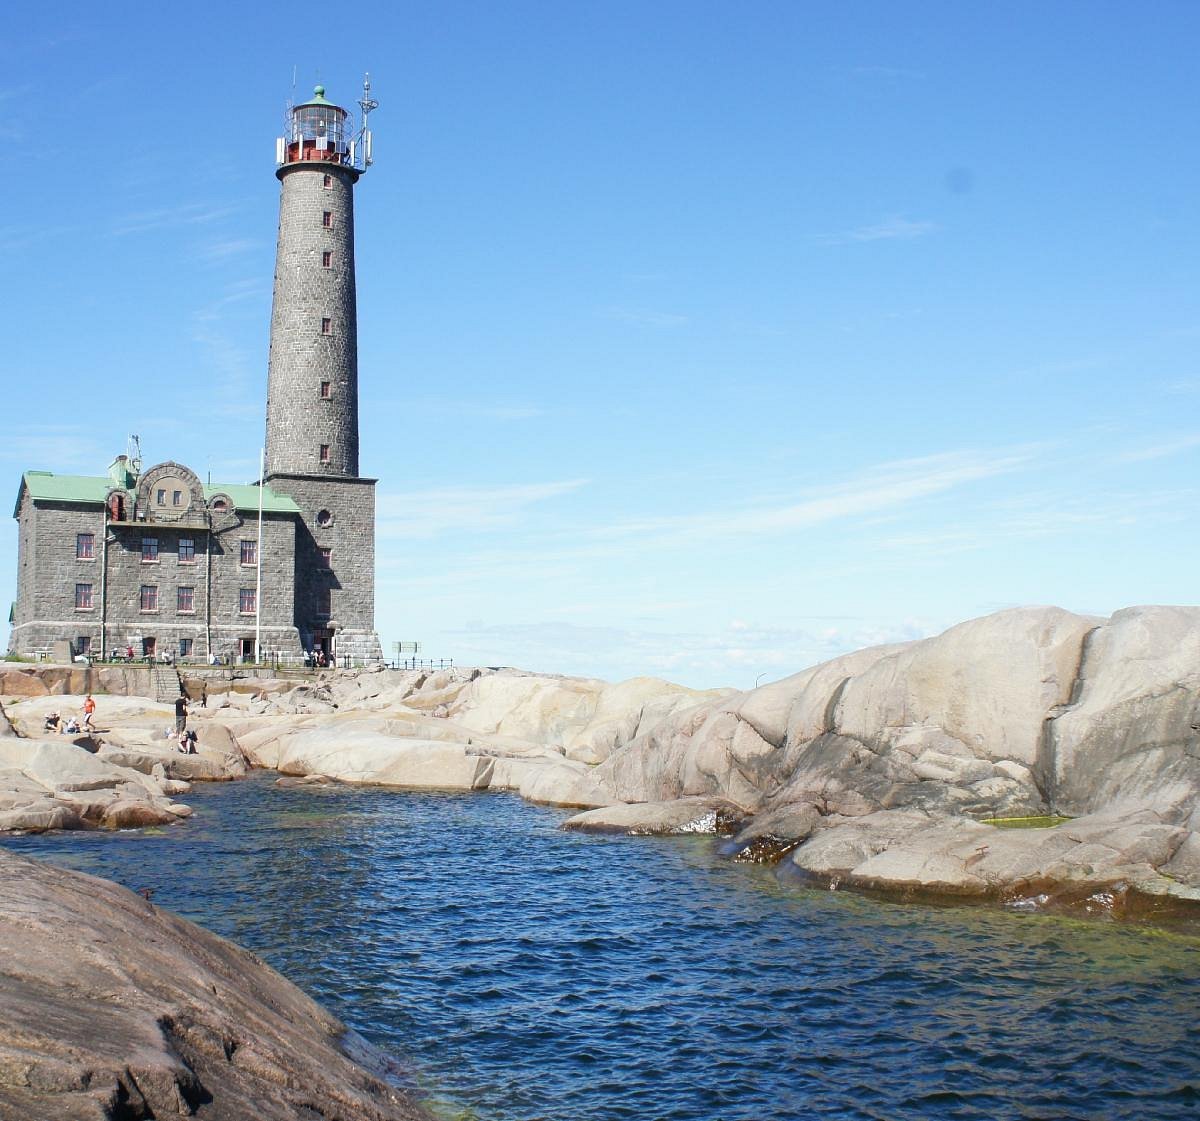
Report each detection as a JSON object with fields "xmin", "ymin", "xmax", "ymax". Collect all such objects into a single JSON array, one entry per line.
[{"xmin": 265, "ymin": 81, "xmax": 382, "ymax": 663}]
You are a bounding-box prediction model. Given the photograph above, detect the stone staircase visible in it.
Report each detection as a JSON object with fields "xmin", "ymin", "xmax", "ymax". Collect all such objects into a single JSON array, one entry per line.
[{"xmin": 149, "ymin": 664, "xmax": 183, "ymax": 704}]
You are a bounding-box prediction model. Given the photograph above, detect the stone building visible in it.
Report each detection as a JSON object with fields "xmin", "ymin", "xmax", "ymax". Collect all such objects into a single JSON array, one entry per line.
[{"xmin": 7, "ymin": 84, "xmax": 383, "ymax": 665}]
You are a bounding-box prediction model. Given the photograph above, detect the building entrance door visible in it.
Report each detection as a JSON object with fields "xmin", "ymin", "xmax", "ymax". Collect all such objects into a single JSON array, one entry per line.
[
  {"xmin": 141, "ymin": 637, "xmax": 156, "ymax": 660},
  {"xmin": 240, "ymin": 638, "xmax": 256, "ymax": 663}
]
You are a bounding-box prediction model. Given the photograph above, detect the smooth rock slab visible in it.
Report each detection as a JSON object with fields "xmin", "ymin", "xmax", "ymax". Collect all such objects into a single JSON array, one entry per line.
[
  {"xmin": 0, "ymin": 851, "xmax": 430, "ymax": 1120},
  {"xmin": 563, "ymin": 797, "xmax": 745, "ymax": 835}
]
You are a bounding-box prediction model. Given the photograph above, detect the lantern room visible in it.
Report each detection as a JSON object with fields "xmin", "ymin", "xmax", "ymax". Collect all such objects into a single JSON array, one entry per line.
[{"xmin": 277, "ymin": 85, "xmax": 351, "ymax": 165}]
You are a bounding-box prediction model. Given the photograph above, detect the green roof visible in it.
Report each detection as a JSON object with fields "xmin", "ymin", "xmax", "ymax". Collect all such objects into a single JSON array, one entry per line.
[
  {"xmin": 16, "ymin": 472, "xmax": 301, "ymax": 517},
  {"xmin": 296, "ymin": 83, "xmax": 337, "ymax": 108}
]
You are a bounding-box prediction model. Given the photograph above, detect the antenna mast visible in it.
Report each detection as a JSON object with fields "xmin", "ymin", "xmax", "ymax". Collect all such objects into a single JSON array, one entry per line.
[
  {"xmin": 357, "ymin": 72, "xmax": 378, "ymax": 169},
  {"xmin": 127, "ymin": 434, "xmax": 143, "ymax": 479}
]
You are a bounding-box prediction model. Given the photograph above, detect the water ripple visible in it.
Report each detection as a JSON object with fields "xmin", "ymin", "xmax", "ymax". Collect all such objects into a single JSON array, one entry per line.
[{"xmin": 4, "ymin": 773, "xmax": 1200, "ymax": 1121}]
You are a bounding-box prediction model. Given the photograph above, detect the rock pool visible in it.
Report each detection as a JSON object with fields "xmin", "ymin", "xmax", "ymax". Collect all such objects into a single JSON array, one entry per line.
[{"xmin": 4, "ymin": 772, "xmax": 1199, "ymax": 1121}]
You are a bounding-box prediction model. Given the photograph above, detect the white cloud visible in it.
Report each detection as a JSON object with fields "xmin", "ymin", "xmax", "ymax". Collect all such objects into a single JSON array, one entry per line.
[
  {"xmin": 377, "ymin": 479, "xmax": 589, "ymax": 540},
  {"xmin": 821, "ymin": 217, "xmax": 937, "ymax": 245},
  {"xmin": 0, "ymin": 426, "xmax": 109, "ymax": 473},
  {"xmin": 601, "ymin": 306, "xmax": 689, "ymax": 328},
  {"xmin": 194, "ymin": 238, "xmax": 259, "ymax": 262},
  {"xmin": 1118, "ymin": 433, "xmax": 1200, "ymax": 463},
  {"xmin": 111, "ymin": 202, "xmax": 237, "ymax": 237},
  {"xmin": 437, "ymin": 615, "xmax": 937, "ymax": 689},
  {"xmin": 590, "ymin": 448, "xmax": 1035, "ymax": 547}
]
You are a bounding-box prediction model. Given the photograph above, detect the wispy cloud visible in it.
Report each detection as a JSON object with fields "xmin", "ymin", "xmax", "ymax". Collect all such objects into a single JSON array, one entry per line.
[
  {"xmin": 821, "ymin": 217, "xmax": 938, "ymax": 245},
  {"xmin": 377, "ymin": 479, "xmax": 589, "ymax": 539},
  {"xmin": 601, "ymin": 306, "xmax": 689, "ymax": 328},
  {"xmin": 190, "ymin": 279, "xmax": 268, "ymax": 416},
  {"xmin": 877, "ymin": 488, "xmax": 1192, "ymax": 556},
  {"xmin": 112, "ymin": 202, "xmax": 238, "ymax": 237},
  {"xmin": 0, "ymin": 223, "xmax": 77, "ymax": 252},
  {"xmin": 0, "ymin": 425, "xmax": 108, "ymax": 473},
  {"xmin": 439, "ymin": 615, "xmax": 936, "ymax": 686},
  {"xmin": 1118, "ymin": 432, "xmax": 1200, "ymax": 462},
  {"xmin": 850, "ymin": 66, "xmax": 926, "ymax": 81},
  {"xmin": 397, "ymin": 398, "xmax": 548, "ymax": 422},
  {"xmin": 590, "ymin": 448, "xmax": 1035, "ymax": 547},
  {"xmin": 194, "ymin": 238, "xmax": 259, "ymax": 263},
  {"xmin": 1160, "ymin": 377, "xmax": 1200, "ymax": 395}
]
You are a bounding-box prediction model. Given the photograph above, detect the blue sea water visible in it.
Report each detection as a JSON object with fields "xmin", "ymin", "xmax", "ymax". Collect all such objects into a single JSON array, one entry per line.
[{"xmin": 3, "ymin": 772, "xmax": 1199, "ymax": 1121}]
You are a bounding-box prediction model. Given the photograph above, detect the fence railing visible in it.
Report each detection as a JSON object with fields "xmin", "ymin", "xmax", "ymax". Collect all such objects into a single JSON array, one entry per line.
[{"xmin": 391, "ymin": 657, "xmax": 454, "ymax": 672}]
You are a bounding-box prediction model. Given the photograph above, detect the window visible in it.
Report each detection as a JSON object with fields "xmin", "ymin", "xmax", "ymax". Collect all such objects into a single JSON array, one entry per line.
[
  {"xmin": 141, "ymin": 537, "xmax": 159, "ymax": 563},
  {"xmin": 321, "ymin": 316, "xmax": 332, "ymax": 335},
  {"xmin": 316, "ymin": 508, "xmax": 333, "ymax": 527},
  {"xmin": 178, "ymin": 538, "xmax": 195, "ymax": 563},
  {"xmin": 211, "ymin": 498, "xmax": 228, "ymax": 512},
  {"xmin": 156, "ymin": 488, "xmax": 166, "ymax": 504},
  {"xmin": 76, "ymin": 533, "xmax": 94, "ymax": 560},
  {"xmin": 322, "ymin": 210, "xmax": 333, "ymax": 228},
  {"xmin": 76, "ymin": 636, "xmax": 91, "ymax": 655},
  {"xmin": 319, "ymin": 444, "xmax": 330, "ymax": 464},
  {"xmin": 239, "ymin": 588, "xmax": 257, "ymax": 615},
  {"xmin": 320, "ymin": 380, "xmax": 331, "ymax": 399},
  {"xmin": 75, "ymin": 583, "xmax": 93, "ymax": 610},
  {"xmin": 177, "ymin": 586, "xmax": 195, "ymax": 613},
  {"xmin": 317, "ymin": 587, "xmax": 332, "ymax": 616},
  {"xmin": 140, "ymin": 585, "xmax": 159, "ymax": 612},
  {"xmin": 319, "ymin": 547, "xmax": 332, "ymax": 568},
  {"xmin": 323, "ymin": 173, "xmax": 333, "ymax": 189},
  {"xmin": 172, "ymin": 490, "xmax": 183, "ymax": 506},
  {"xmin": 322, "ymin": 250, "xmax": 332, "ymax": 268},
  {"xmin": 179, "ymin": 638, "xmax": 193, "ymax": 658},
  {"xmin": 240, "ymin": 539, "xmax": 258, "ymax": 565}
]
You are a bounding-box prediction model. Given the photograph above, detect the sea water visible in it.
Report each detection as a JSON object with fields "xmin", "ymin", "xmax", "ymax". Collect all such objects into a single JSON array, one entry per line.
[{"xmin": 4, "ymin": 772, "xmax": 1199, "ymax": 1121}]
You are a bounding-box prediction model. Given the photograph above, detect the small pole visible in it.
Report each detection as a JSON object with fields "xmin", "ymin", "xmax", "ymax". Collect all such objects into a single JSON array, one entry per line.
[{"xmin": 255, "ymin": 448, "xmax": 265, "ymax": 663}]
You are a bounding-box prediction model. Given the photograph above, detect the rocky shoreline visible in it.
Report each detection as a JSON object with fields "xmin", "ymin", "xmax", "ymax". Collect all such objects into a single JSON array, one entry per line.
[
  {"xmin": 3, "ymin": 603, "xmax": 1200, "ymax": 1115},
  {"xmin": 2, "ymin": 604, "xmax": 1199, "ymax": 918}
]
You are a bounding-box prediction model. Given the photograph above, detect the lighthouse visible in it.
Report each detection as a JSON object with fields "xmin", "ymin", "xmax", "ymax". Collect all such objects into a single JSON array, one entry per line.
[{"xmin": 265, "ymin": 80, "xmax": 383, "ymax": 664}]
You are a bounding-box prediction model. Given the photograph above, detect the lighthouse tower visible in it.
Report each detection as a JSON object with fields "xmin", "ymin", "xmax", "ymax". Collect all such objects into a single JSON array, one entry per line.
[{"xmin": 265, "ymin": 80, "xmax": 382, "ymax": 664}]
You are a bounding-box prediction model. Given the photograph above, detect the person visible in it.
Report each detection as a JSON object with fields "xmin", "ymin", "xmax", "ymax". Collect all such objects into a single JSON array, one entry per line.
[
  {"xmin": 82, "ymin": 695, "xmax": 96, "ymax": 732},
  {"xmin": 126, "ymin": 644, "xmax": 134, "ymax": 662},
  {"xmin": 187, "ymin": 729, "xmax": 198, "ymax": 754},
  {"xmin": 64, "ymin": 716, "xmax": 80, "ymax": 734},
  {"xmin": 174, "ymin": 695, "xmax": 188, "ymax": 735},
  {"xmin": 200, "ymin": 684, "xmax": 208, "ymax": 708},
  {"xmin": 43, "ymin": 712, "xmax": 61, "ymax": 733}
]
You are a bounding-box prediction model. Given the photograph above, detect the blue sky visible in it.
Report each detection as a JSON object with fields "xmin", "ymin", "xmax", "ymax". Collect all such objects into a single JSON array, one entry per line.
[{"xmin": 4, "ymin": 2, "xmax": 1199, "ymax": 688}]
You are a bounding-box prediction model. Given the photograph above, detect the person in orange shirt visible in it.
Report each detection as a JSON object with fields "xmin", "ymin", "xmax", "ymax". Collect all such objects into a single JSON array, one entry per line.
[{"xmin": 82, "ymin": 695, "xmax": 96, "ymax": 732}]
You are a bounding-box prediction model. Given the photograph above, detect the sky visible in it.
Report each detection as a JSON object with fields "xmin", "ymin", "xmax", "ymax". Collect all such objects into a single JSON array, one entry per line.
[{"xmin": 3, "ymin": 1, "xmax": 1199, "ymax": 689}]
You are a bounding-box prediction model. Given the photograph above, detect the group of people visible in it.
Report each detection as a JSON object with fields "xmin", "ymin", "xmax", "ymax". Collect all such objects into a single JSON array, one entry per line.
[
  {"xmin": 303, "ymin": 649, "xmax": 331, "ymax": 668},
  {"xmin": 43, "ymin": 695, "xmax": 96, "ymax": 735}
]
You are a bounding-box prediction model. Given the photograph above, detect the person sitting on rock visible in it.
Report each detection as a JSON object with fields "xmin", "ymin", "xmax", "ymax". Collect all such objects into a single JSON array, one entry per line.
[
  {"xmin": 63, "ymin": 717, "xmax": 80, "ymax": 734},
  {"xmin": 43, "ymin": 712, "xmax": 61, "ymax": 732}
]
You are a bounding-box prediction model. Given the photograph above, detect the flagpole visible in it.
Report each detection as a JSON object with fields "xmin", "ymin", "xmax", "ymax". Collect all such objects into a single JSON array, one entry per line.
[{"xmin": 255, "ymin": 447, "xmax": 264, "ymax": 664}]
